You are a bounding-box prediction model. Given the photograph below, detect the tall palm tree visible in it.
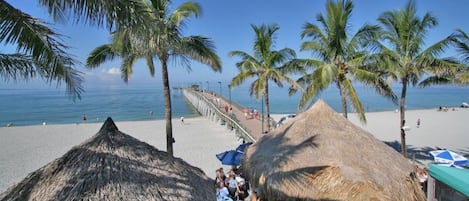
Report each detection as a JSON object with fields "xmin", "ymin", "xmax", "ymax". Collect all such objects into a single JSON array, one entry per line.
[
  {"xmin": 86, "ymin": 0, "xmax": 221, "ymax": 156},
  {"xmin": 373, "ymin": 1, "xmax": 460, "ymax": 157},
  {"xmin": 0, "ymin": 0, "xmax": 83, "ymax": 99},
  {"xmin": 229, "ymin": 24, "xmax": 299, "ymax": 132},
  {"xmin": 293, "ymin": 0, "xmax": 396, "ymax": 123}
]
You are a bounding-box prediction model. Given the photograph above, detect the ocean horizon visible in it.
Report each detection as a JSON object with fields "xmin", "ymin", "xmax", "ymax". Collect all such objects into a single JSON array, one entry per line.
[{"xmin": 1, "ymin": 83, "xmax": 469, "ymax": 126}]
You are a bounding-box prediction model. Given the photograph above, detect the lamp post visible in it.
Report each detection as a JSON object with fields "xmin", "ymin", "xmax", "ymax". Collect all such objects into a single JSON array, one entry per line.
[
  {"xmin": 218, "ymin": 81, "xmax": 222, "ymax": 96},
  {"xmin": 206, "ymin": 81, "xmax": 209, "ymax": 92}
]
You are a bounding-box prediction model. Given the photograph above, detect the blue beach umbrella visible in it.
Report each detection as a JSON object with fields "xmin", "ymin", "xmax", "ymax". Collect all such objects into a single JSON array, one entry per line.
[
  {"xmin": 429, "ymin": 150, "xmax": 468, "ymax": 166},
  {"xmin": 216, "ymin": 150, "xmax": 244, "ymax": 166},
  {"xmin": 235, "ymin": 142, "xmax": 253, "ymax": 152}
]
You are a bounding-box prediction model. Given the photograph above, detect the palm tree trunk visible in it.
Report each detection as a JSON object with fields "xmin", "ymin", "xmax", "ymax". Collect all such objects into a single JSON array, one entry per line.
[
  {"xmin": 160, "ymin": 56, "xmax": 174, "ymax": 157},
  {"xmin": 338, "ymin": 81, "xmax": 348, "ymax": 119},
  {"xmin": 264, "ymin": 81, "xmax": 270, "ymax": 132},
  {"xmin": 400, "ymin": 80, "xmax": 408, "ymax": 157}
]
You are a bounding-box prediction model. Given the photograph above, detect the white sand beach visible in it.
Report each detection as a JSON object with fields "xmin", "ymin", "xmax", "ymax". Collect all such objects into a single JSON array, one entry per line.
[
  {"xmin": 274, "ymin": 107, "xmax": 469, "ymax": 164},
  {"xmin": 2, "ymin": 108, "xmax": 468, "ymax": 193},
  {"xmin": 348, "ymin": 108, "xmax": 469, "ymax": 152},
  {"xmin": 0, "ymin": 117, "xmax": 241, "ymax": 192}
]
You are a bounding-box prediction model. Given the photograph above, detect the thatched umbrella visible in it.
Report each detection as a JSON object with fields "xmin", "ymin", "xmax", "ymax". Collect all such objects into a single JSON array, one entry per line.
[
  {"xmin": 244, "ymin": 100, "xmax": 425, "ymax": 201},
  {"xmin": 0, "ymin": 118, "xmax": 214, "ymax": 201}
]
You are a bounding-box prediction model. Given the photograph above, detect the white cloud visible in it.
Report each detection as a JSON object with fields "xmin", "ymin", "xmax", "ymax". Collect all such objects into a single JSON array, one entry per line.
[{"xmin": 106, "ymin": 68, "xmax": 121, "ymax": 75}]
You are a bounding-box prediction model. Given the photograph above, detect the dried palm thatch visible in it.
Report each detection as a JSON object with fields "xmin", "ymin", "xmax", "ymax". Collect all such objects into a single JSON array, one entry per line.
[
  {"xmin": 244, "ymin": 100, "xmax": 425, "ymax": 201},
  {"xmin": 0, "ymin": 118, "xmax": 214, "ymax": 201}
]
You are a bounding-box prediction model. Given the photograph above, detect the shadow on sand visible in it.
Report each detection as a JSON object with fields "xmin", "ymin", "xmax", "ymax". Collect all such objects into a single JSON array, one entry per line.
[{"xmin": 384, "ymin": 141, "xmax": 469, "ymax": 165}]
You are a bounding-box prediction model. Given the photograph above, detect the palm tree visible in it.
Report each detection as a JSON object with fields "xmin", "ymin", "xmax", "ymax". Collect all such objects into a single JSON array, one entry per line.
[
  {"xmin": 86, "ymin": 0, "xmax": 221, "ymax": 156},
  {"xmin": 0, "ymin": 0, "xmax": 84, "ymax": 99},
  {"xmin": 373, "ymin": 1, "xmax": 460, "ymax": 157},
  {"xmin": 293, "ymin": 0, "xmax": 396, "ymax": 123},
  {"xmin": 229, "ymin": 24, "xmax": 299, "ymax": 132},
  {"xmin": 1, "ymin": 0, "xmax": 154, "ymax": 98}
]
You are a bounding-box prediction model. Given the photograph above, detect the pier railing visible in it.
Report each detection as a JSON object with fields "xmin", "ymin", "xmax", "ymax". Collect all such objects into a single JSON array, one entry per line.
[{"xmin": 183, "ymin": 88, "xmax": 256, "ymax": 142}]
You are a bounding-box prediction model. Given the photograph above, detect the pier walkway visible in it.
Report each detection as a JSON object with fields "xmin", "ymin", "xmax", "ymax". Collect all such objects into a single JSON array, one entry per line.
[{"xmin": 183, "ymin": 88, "xmax": 269, "ymax": 142}]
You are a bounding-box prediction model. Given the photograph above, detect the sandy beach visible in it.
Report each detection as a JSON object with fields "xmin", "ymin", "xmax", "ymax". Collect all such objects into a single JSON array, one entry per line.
[
  {"xmin": 348, "ymin": 108, "xmax": 469, "ymax": 152},
  {"xmin": 0, "ymin": 117, "xmax": 241, "ymax": 192},
  {"xmin": 273, "ymin": 107, "xmax": 469, "ymax": 164},
  {"xmin": 2, "ymin": 107, "xmax": 469, "ymax": 193}
]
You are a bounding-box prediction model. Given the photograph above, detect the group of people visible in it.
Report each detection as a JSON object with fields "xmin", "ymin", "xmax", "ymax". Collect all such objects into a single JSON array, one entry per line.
[
  {"xmin": 242, "ymin": 108, "xmax": 259, "ymax": 120},
  {"xmin": 215, "ymin": 167, "xmax": 250, "ymax": 201},
  {"xmin": 437, "ymin": 105, "xmax": 460, "ymax": 112}
]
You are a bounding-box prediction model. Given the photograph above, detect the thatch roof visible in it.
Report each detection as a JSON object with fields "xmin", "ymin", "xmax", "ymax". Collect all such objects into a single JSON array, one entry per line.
[
  {"xmin": 0, "ymin": 118, "xmax": 214, "ymax": 201},
  {"xmin": 244, "ymin": 100, "xmax": 425, "ymax": 201}
]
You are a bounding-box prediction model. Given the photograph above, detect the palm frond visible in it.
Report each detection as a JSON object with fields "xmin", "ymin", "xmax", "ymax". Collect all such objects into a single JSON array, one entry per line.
[
  {"xmin": 170, "ymin": 1, "xmax": 201, "ymax": 25},
  {"xmin": 418, "ymin": 76, "xmax": 452, "ymax": 87},
  {"xmin": 453, "ymin": 29, "xmax": 469, "ymax": 64},
  {"xmin": 145, "ymin": 55, "xmax": 155, "ymax": 77},
  {"xmin": 297, "ymin": 76, "xmax": 320, "ymax": 111},
  {"xmin": 0, "ymin": 53, "xmax": 35, "ymax": 81},
  {"xmin": 342, "ymin": 78, "xmax": 366, "ymax": 123},
  {"xmin": 455, "ymin": 71, "xmax": 469, "ymax": 84},
  {"xmin": 351, "ymin": 68, "xmax": 398, "ymax": 104},
  {"xmin": 1, "ymin": 0, "xmax": 83, "ymax": 99},
  {"xmin": 38, "ymin": 0, "xmax": 153, "ymax": 30},
  {"xmin": 230, "ymin": 71, "xmax": 256, "ymax": 89},
  {"xmin": 85, "ymin": 44, "xmax": 117, "ymax": 68},
  {"xmin": 180, "ymin": 35, "xmax": 222, "ymax": 72},
  {"xmin": 120, "ymin": 55, "xmax": 138, "ymax": 83},
  {"xmin": 278, "ymin": 59, "xmax": 307, "ymax": 75},
  {"xmin": 301, "ymin": 22, "xmax": 325, "ymax": 40},
  {"xmin": 418, "ymin": 36, "xmax": 452, "ymax": 60}
]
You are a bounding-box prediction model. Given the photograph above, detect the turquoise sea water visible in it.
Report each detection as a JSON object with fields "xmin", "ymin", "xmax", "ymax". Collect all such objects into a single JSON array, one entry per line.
[
  {"xmin": 0, "ymin": 85, "xmax": 198, "ymax": 126},
  {"xmin": 1, "ymin": 83, "xmax": 469, "ymax": 126},
  {"xmin": 231, "ymin": 83, "xmax": 469, "ymax": 114}
]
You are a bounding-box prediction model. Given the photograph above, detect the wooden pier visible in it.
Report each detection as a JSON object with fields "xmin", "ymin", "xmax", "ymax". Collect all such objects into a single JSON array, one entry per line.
[{"xmin": 183, "ymin": 88, "xmax": 267, "ymax": 142}]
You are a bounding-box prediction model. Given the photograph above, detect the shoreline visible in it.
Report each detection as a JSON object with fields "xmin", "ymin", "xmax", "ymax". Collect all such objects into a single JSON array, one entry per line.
[{"xmin": 5, "ymin": 102, "xmax": 467, "ymax": 128}]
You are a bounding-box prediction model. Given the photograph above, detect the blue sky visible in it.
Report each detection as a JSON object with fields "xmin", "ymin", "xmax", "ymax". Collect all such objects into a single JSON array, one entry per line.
[{"xmin": 3, "ymin": 0, "xmax": 469, "ymax": 90}]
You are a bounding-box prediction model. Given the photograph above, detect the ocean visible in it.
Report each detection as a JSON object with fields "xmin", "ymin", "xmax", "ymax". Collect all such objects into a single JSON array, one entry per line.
[{"xmin": 1, "ymin": 83, "xmax": 469, "ymax": 126}]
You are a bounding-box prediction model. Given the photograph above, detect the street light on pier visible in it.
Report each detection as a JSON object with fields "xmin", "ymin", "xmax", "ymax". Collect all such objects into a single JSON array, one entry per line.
[{"xmin": 206, "ymin": 81, "xmax": 210, "ymax": 92}]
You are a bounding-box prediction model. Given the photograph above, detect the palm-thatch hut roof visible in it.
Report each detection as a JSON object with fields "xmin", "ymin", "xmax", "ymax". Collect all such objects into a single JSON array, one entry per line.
[
  {"xmin": 0, "ymin": 118, "xmax": 214, "ymax": 201},
  {"xmin": 244, "ymin": 100, "xmax": 425, "ymax": 201}
]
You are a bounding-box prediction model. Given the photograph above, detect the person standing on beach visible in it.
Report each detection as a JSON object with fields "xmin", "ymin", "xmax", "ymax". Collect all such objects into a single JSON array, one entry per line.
[
  {"xmin": 417, "ymin": 118, "xmax": 421, "ymax": 128},
  {"xmin": 243, "ymin": 108, "xmax": 249, "ymax": 119},
  {"xmin": 180, "ymin": 116, "xmax": 184, "ymax": 124}
]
